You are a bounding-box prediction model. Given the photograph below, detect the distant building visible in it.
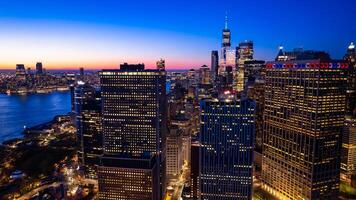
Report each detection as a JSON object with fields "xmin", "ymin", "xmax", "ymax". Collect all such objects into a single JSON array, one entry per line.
[
  {"xmin": 219, "ymin": 14, "xmax": 235, "ymax": 71},
  {"xmin": 275, "ymin": 47, "xmax": 330, "ymax": 61},
  {"xmin": 235, "ymin": 60, "xmax": 265, "ymax": 92},
  {"xmin": 75, "ymin": 83, "xmax": 102, "ymax": 179},
  {"xmin": 211, "ymin": 51, "xmax": 219, "ymax": 81},
  {"xmin": 237, "ymin": 41, "xmax": 254, "ymax": 62},
  {"xmin": 98, "ymin": 63, "xmax": 167, "ymax": 200},
  {"xmin": 79, "ymin": 67, "xmax": 84, "ymax": 76},
  {"xmin": 199, "ymin": 65, "xmax": 211, "ymax": 85},
  {"xmin": 262, "ymin": 59, "xmax": 348, "ymax": 199},
  {"xmin": 156, "ymin": 58, "xmax": 165, "ymax": 71},
  {"xmin": 200, "ymin": 97, "xmax": 255, "ymax": 199},
  {"xmin": 15, "ymin": 64, "xmax": 26, "ymax": 79},
  {"xmin": 36, "ymin": 62, "xmax": 43, "ymax": 75}
]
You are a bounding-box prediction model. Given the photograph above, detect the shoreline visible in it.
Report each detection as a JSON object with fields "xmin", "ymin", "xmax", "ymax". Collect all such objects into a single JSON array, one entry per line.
[
  {"xmin": 1, "ymin": 113, "xmax": 73, "ymax": 146},
  {"xmin": 0, "ymin": 86, "xmax": 70, "ymax": 95}
]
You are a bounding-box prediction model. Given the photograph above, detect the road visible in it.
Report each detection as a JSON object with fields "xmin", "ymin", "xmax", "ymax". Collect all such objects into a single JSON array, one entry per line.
[
  {"xmin": 18, "ymin": 182, "xmax": 64, "ymax": 200},
  {"xmin": 170, "ymin": 160, "xmax": 189, "ymax": 200}
]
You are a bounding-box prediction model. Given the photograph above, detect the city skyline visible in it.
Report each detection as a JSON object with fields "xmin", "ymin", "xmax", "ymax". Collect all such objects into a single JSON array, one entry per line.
[{"xmin": 0, "ymin": 0, "xmax": 356, "ymax": 70}]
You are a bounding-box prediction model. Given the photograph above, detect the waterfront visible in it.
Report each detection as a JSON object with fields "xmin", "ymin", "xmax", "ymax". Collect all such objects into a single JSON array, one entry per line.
[{"xmin": 0, "ymin": 91, "xmax": 70, "ymax": 143}]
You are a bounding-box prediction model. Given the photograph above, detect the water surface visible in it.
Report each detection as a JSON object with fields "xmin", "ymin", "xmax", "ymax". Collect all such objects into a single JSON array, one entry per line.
[{"xmin": 0, "ymin": 92, "xmax": 70, "ymax": 143}]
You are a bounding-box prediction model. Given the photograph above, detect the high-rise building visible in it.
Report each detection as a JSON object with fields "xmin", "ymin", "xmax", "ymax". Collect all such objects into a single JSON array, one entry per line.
[
  {"xmin": 235, "ymin": 41, "xmax": 255, "ymax": 92},
  {"xmin": 98, "ymin": 63, "xmax": 167, "ymax": 200},
  {"xmin": 219, "ymin": 14, "xmax": 235, "ymax": 71},
  {"xmin": 200, "ymin": 96, "xmax": 255, "ymax": 200},
  {"xmin": 15, "ymin": 64, "xmax": 26, "ymax": 78},
  {"xmin": 341, "ymin": 42, "xmax": 356, "ymax": 185},
  {"xmin": 190, "ymin": 140, "xmax": 200, "ymax": 200},
  {"xmin": 75, "ymin": 83, "xmax": 102, "ymax": 178},
  {"xmin": 235, "ymin": 60, "xmax": 264, "ymax": 93},
  {"xmin": 211, "ymin": 51, "xmax": 219, "ymax": 81},
  {"xmin": 36, "ymin": 62, "xmax": 43, "ymax": 75},
  {"xmin": 199, "ymin": 65, "xmax": 211, "ymax": 85},
  {"xmin": 166, "ymin": 126, "xmax": 183, "ymax": 182},
  {"xmin": 247, "ymin": 79, "xmax": 265, "ymax": 153},
  {"xmin": 262, "ymin": 59, "xmax": 348, "ymax": 199},
  {"xmin": 237, "ymin": 41, "xmax": 254, "ymax": 62},
  {"xmin": 156, "ymin": 58, "xmax": 165, "ymax": 71},
  {"xmin": 79, "ymin": 67, "xmax": 84, "ymax": 76}
]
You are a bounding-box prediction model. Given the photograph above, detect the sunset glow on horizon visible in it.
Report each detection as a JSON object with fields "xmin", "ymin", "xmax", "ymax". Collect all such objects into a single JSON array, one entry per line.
[{"xmin": 0, "ymin": 0, "xmax": 355, "ymax": 70}]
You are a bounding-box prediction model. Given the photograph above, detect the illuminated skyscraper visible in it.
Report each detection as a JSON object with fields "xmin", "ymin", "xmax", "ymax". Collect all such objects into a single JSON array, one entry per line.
[
  {"xmin": 235, "ymin": 41, "xmax": 255, "ymax": 92},
  {"xmin": 200, "ymin": 96, "xmax": 255, "ymax": 200},
  {"xmin": 219, "ymin": 14, "xmax": 234, "ymax": 70},
  {"xmin": 166, "ymin": 126, "xmax": 183, "ymax": 181},
  {"xmin": 262, "ymin": 59, "xmax": 348, "ymax": 199},
  {"xmin": 237, "ymin": 41, "xmax": 254, "ymax": 62},
  {"xmin": 98, "ymin": 63, "xmax": 167, "ymax": 200},
  {"xmin": 75, "ymin": 83, "xmax": 102, "ymax": 178},
  {"xmin": 199, "ymin": 65, "xmax": 211, "ymax": 85},
  {"xmin": 341, "ymin": 42, "xmax": 356, "ymax": 184},
  {"xmin": 15, "ymin": 64, "xmax": 26, "ymax": 79},
  {"xmin": 211, "ymin": 51, "xmax": 219, "ymax": 81}
]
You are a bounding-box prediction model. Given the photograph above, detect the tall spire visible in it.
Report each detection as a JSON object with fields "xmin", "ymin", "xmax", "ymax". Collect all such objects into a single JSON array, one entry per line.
[{"xmin": 225, "ymin": 11, "xmax": 228, "ymax": 30}]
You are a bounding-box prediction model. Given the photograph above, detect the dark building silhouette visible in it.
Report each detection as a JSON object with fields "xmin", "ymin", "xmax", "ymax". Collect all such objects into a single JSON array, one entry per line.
[
  {"xmin": 79, "ymin": 67, "xmax": 84, "ymax": 76},
  {"xmin": 190, "ymin": 140, "xmax": 200, "ymax": 200},
  {"xmin": 211, "ymin": 51, "xmax": 219, "ymax": 81},
  {"xmin": 75, "ymin": 83, "xmax": 102, "ymax": 178},
  {"xmin": 98, "ymin": 63, "xmax": 167, "ymax": 200},
  {"xmin": 36, "ymin": 62, "xmax": 43, "ymax": 75}
]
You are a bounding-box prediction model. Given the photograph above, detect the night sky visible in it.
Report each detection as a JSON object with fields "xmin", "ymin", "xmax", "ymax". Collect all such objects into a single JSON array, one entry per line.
[{"xmin": 0, "ymin": 0, "xmax": 355, "ymax": 69}]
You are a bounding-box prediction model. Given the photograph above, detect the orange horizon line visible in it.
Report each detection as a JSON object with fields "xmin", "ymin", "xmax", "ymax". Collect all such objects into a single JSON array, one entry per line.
[{"xmin": 0, "ymin": 67, "xmax": 196, "ymax": 70}]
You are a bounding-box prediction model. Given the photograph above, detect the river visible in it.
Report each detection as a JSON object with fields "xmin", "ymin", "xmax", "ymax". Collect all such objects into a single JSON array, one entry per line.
[{"xmin": 0, "ymin": 92, "xmax": 71, "ymax": 143}]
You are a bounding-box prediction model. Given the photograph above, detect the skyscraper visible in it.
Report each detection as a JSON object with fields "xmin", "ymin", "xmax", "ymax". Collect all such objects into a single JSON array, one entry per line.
[
  {"xmin": 156, "ymin": 58, "xmax": 165, "ymax": 71},
  {"xmin": 199, "ymin": 65, "xmax": 211, "ymax": 85},
  {"xmin": 75, "ymin": 83, "xmax": 102, "ymax": 178},
  {"xmin": 79, "ymin": 67, "xmax": 84, "ymax": 76},
  {"xmin": 166, "ymin": 126, "xmax": 183, "ymax": 182},
  {"xmin": 341, "ymin": 42, "xmax": 356, "ymax": 185},
  {"xmin": 98, "ymin": 63, "xmax": 167, "ymax": 200},
  {"xmin": 15, "ymin": 64, "xmax": 26, "ymax": 79},
  {"xmin": 36, "ymin": 62, "xmax": 43, "ymax": 75},
  {"xmin": 237, "ymin": 41, "xmax": 254, "ymax": 62},
  {"xmin": 200, "ymin": 96, "xmax": 255, "ymax": 200},
  {"xmin": 219, "ymin": 14, "xmax": 233, "ymax": 70},
  {"xmin": 211, "ymin": 51, "xmax": 219, "ymax": 81},
  {"xmin": 262, "ymin": 59, "xmax": 348, "ymax": 199},
  {"xmin": 235, "ymin": 41, "xmax": 254, "ymax": 92}
]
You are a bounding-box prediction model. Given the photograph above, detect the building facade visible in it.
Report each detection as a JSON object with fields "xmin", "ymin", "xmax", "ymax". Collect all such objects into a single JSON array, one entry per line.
[
  {"xmin": 200, "ymin": 98, "xmax": 255, "ymax": 200},
  {"xmin": 341, "ymin": 42, "xmax": 356, "ymax": 184},
  {"xmin": 75, "ymin": 83, "xmax": 102, "ymax": 178},
  {"xmin": 211, "ymin": 51, "xmax": 219, "ymax": 82},
  {"xmin": 262, "ymin": 60, "xmax": 348, "ymax": 199},
  {"xmin": 98, "ymin": 63, "xmax": 167, "ymax": 200}
]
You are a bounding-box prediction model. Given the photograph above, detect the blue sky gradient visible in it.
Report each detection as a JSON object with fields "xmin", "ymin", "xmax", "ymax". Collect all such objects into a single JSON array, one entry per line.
[{"xmin": 0, "ymin": 0, "xmax": 355, "ymax": 69}]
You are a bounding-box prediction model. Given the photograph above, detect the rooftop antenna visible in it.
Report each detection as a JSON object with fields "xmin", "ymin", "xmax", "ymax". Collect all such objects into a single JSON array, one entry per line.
[{"xmin": 225, "ymin": 11, "xmax": 228, "ymax": 29}]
